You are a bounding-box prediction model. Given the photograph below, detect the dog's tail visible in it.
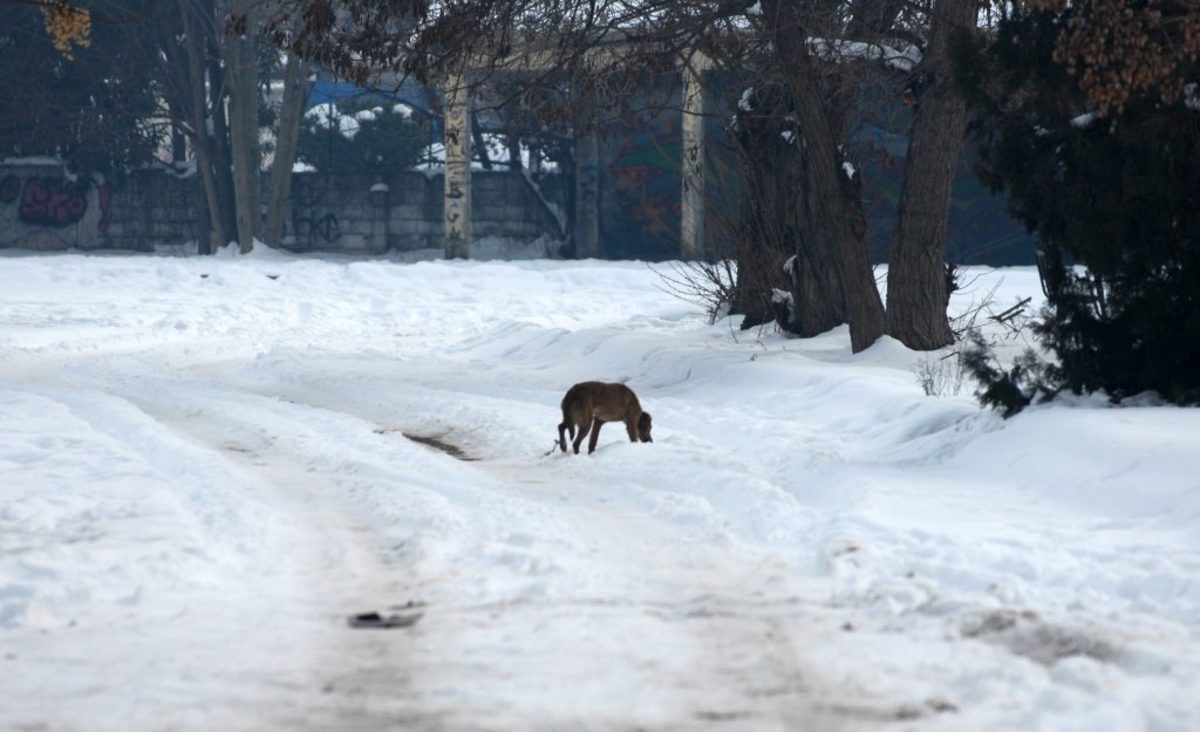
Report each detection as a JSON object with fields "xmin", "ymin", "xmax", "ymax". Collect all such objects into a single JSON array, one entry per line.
[{"xmin": 560, "ymin": 405, "xmax": 575, "ymax": 438}]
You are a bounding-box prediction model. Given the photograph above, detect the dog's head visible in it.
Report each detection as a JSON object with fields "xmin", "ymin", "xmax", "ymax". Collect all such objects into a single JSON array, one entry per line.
[{"xmin": 637, "ymin": 412, "xmax": 653, "ymax": 443}]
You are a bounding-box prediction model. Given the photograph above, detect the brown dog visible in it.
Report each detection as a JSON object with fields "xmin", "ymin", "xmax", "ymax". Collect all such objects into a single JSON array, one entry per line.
[{"xmin": 558, "ymin": 381, "xmax": 653, "ymax": 455}]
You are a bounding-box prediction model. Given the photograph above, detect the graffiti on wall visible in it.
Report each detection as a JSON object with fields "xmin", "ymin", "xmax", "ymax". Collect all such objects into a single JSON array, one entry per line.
[
  {"xmin": 293, "ymin": 212, "xmax": 340, "ymax": 243},
  {"xmin": 603, "ymin": 112, "xmax": 683, "ymax": 260},
  {"xmin": 289, "ymin": 178, "xmax": 343, "ymax": 246},
  {"xmin": 0, "ymin": 171, "xmax": 110, "ymax": 250},
  {"xmin": 17, "ymin": 177, "xmax": 90, "ymax": 226}
]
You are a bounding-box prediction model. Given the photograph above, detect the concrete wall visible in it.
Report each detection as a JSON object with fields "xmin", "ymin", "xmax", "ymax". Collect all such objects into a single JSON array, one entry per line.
[
  {"xmin": 0, "ymin": 161, "xmax": 114, "ymax": 251},
  {"xmin": 106, "ymin": 170, "xmax": 200, "ymax": 252},
  {"xmin": 0, "ymin": 162, "xmax": 564, "ymax": 255},
  {"xmin": 286, "ymin": 171, "xmax": 562, "ymax": 254}
]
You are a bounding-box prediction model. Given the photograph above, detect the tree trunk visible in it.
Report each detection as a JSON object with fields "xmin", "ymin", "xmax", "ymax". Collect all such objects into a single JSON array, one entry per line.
[
  {"xmin": 264, "ymin": 50, "xmax": 309, "ymax": 249},
  {"xmin": 729, "ymin": 84, "xmax": 804, "ymax": 329},
  {"xmin": 166, "ymin": 94, "xmax": 188, "ymax": 164},
  {"xmin": 226, "ymin": 0, "xmax": 261, "ymax": 253},
  {"xmin": 885, "ymin": 0, "xmax": 975, "ymax": 350},
  {"xmin": 765, "ymin": 0, "xmax": 886, "ymax": 352},
  {"xmin": 206, "ymin": 41, "xmax": 238, "ymax": 250},
  {"xmin": 472, "ymin": 116, "xmax": 493, "ymax": 170},
  {"xmin": 792, "ymin": 59, "xmax": 885, "ymax": 354},
  {"xmin": 179, "ymin": 2, "xmax": 227, "ymax": 255},
  {"xmin": 507, "ymin": 132, "xmax": 522, "ymax": 170},
  {"xmin": 731, "ymin": 116, "xmax": 792, "ymax": 328}
]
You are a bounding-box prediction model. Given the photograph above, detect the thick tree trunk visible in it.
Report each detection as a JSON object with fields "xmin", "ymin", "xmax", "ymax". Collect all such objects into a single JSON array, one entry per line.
[
  {"xmin": 264, "ymin": 51, "xmax": 309, "ymax": 249},
  {"xmin": 731, "ymin": 125, "xmax": 791, "ymax": 328},
  {"xmin": 732, "ymin": 243, "xmax": 789, "ymax": 329},
  {"xmin": 729, "ymin": 83, "xmax": 801, "ymax": 329},
  {"xmin": 765, "ymin": 0, "xmax": 886, "ymax": 352},
  {"xmin": 226, "ymin": 0, "xmax": 261, "ymax": 253},
  {"xmin": 885, "ymin": 0, "xmax": 975, "ymax": 350},
  {"xmin": 787, "ymin": 90, "xmax": 873, "ymax": 346}
]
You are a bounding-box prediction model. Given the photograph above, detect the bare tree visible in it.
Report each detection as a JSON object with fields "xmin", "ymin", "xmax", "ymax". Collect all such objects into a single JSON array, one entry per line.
[
  {"xmin": 162, "ymin": 0, "xmax": 238, "ymax": 253},
  {"xmin": 265, "ymin": 48, "xmax": 310, "ymax": 249},
  {"xmin": 226, "ymin": 0, "xmax": 262, "ymax": 252},
  {"xmin": 154, "ymin": 0, "xmax": 310, "ymax": 253}
]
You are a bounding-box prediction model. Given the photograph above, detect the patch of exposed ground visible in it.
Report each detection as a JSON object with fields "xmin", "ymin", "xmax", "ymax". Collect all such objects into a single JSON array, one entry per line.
[
  {"xmin": 373, "ymin": 427, "xmax": 477, "ymax": 461},
  {"xmin": 963, "ymin": 610, "xmax": 1119, "ymax": 666}
]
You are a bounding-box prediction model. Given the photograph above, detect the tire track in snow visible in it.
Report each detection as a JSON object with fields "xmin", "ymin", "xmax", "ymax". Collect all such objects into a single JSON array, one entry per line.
[
  {"xmin": 87, "ymin": 384, "xmax": 450, "ymax": 731},
  {"xmin": 215, "ymin": 376, "xmax": 853, "ymax": 731},
  {"xmin": 113, "ymin": 378, "xmax": 696, "ymax": 731},
  {"xmin": 477, "ymin": 457, "xmax": 849, "ymax": 731},
  {"xmin": 0, "ymin": 382, "xmax": 443, "ymax": 731}
]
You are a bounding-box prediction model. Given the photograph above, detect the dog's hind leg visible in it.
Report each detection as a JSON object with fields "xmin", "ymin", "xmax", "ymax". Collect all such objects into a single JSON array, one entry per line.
[
  {"xmin": 572, "ymin": 418, "xmax": 591, "ymax": 454},
  {"xmin": 588, "ymin": 417, "xmax": 604, "ymax": 454}
]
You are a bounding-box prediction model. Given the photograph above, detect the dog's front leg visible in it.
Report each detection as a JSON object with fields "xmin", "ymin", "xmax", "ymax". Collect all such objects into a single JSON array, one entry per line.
[
  {"xmin": 624, "ymin": 417, "xmax": 639, "ymax": 442},
  {"xmin": 587, "ymin": 417, "xmax": 604, "ymax": 454}
]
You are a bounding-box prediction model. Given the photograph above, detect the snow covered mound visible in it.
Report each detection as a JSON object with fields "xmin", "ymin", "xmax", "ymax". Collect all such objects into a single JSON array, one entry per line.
[{"xmin": 0, "ymin": 250, "xmax": 1197, "ymax": 731}]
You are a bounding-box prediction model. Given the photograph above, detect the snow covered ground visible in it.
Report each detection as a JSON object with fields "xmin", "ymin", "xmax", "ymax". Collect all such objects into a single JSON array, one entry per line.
[{"xmin": 1, "ymin": 249, "xmax": 1197, "ymax": 731}]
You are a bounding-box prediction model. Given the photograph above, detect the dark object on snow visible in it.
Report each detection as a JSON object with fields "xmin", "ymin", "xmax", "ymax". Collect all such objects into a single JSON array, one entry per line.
[{"xmin": 347, "ymin": 611, "xmax": 423, "ymax": 629}]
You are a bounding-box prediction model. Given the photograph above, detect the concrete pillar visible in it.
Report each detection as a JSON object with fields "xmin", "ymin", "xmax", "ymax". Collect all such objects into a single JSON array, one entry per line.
[
  {"xmin": 370, "ymin": 179, "xmax": 389, "ymax": 254},
  {"xmin": 573, "ymin": 133, "xmax": 601, "ymax": 259},
  {"xmin": 443, "ymin": 74, "xmax": 471, "ymax": 259},
  {"xmin": 681, "ymin": 52, "xmax": 709, "ymax": 260}
]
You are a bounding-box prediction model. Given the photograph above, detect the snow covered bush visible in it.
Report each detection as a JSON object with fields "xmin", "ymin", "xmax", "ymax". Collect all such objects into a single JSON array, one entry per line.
[{"xmin": 296, "ymin": 101, "xmax": 426, "ymax": 175}]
